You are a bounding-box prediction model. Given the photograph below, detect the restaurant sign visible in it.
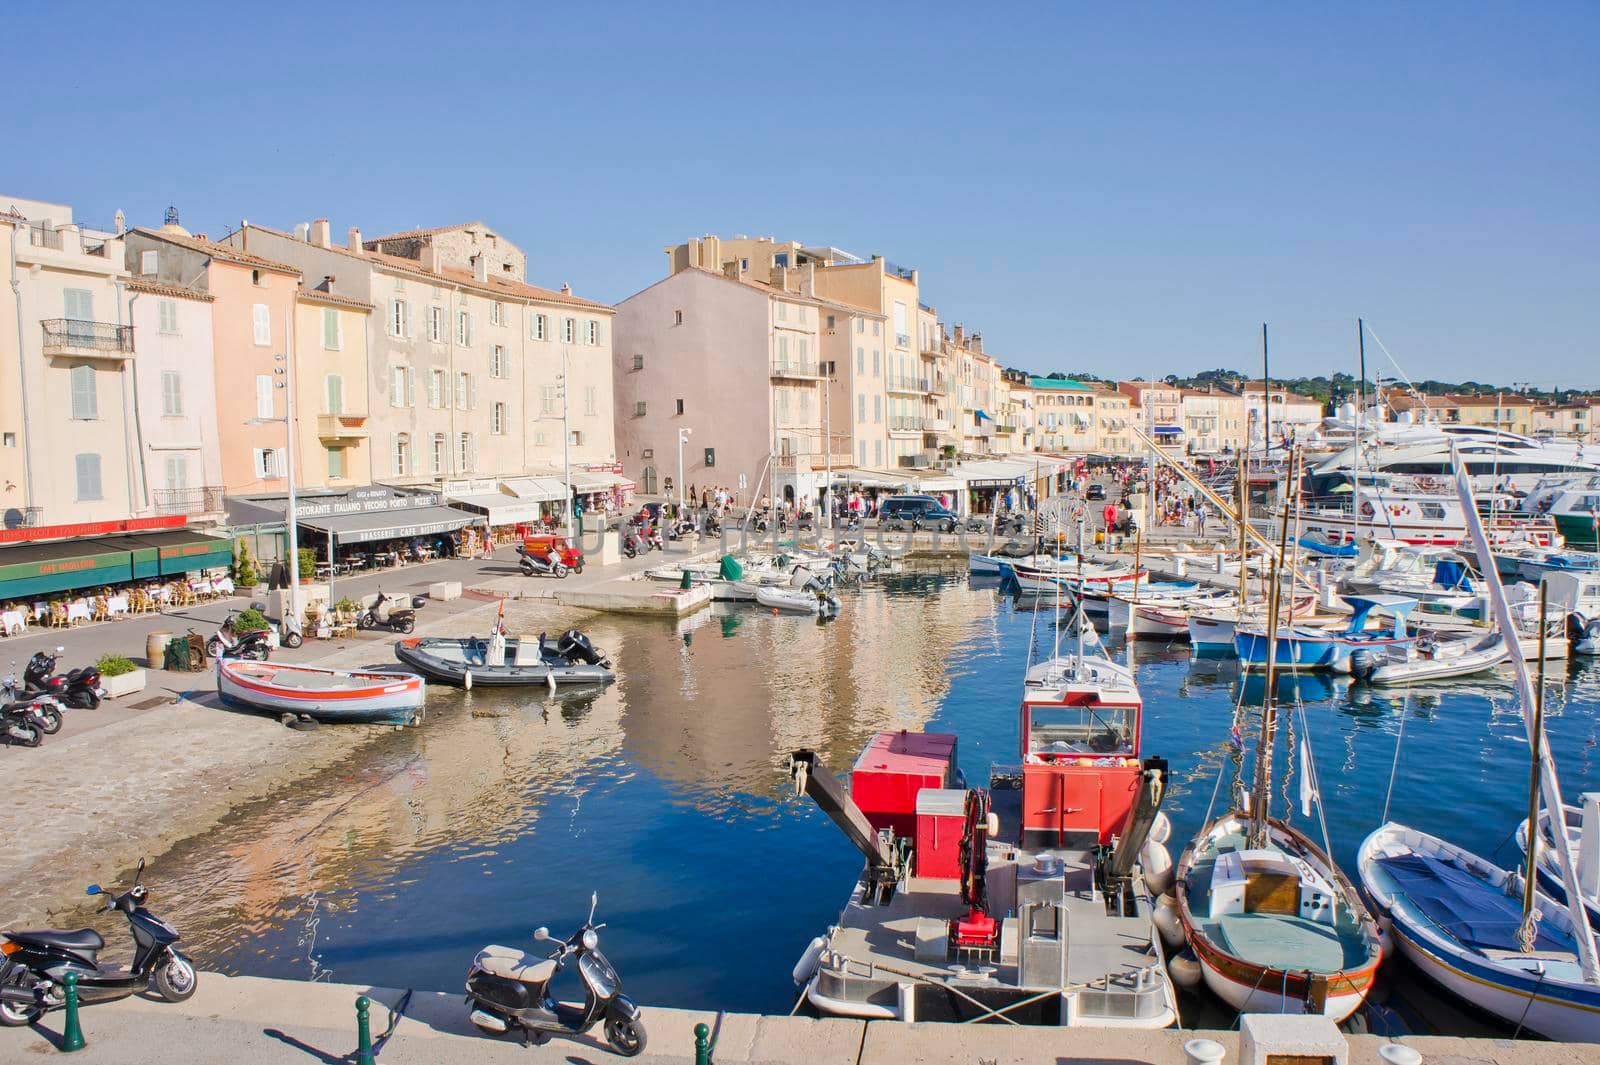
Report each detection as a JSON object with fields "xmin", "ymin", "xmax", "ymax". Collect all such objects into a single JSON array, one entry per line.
[
  {"xmin": 293, "ymin": 489, "xmax": 443, "ymax": 518},
  {"xmin": 340, "ymin": 519, "xmax": 467, "ymax": 545},
  {"xmin": 0, "ymin": 515, "xmax": 185, "ymax": 545}
]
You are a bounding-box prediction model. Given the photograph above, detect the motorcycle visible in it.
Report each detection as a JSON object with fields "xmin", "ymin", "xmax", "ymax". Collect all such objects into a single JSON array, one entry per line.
[
  {"xmin": 464, "ymin": 892, "xmax": 645, "ymax": 1056},
  {"xmin": 3, "ymin": 673, "xmax": 62, "ymax": 736},
  {"xmin": 205, "ymin": 612, "xmax": 272, "ymax": 661},
  {"xmin": 0, "ymin": 859, "xmax": 196, "ymax": 1027},
  {"xmin": 24, "ymin": 649, "xmax": 105, "ymax": 709},
  {"xmin": 357, "ymin": 591, "xmax": 416, "ymax": 634},
  {"xmin": 0, "ymin": 701, "xmax": 43, "ymax": 747},
  {"xmin": 517, "ymin": 544, "xmax": 568, "ymax": 579},
  {"xmin": 621, "ymin": 525, "xmax": 650, "ymax": 559}
]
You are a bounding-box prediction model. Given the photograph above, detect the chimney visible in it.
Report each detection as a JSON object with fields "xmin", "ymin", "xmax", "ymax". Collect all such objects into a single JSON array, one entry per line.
[
  {"xmin": 561, "ymin": 282, "xmax": 572, "ymax": 295},
  {"xmin": 347, "ymin": 226, "xmax": 363, "ymax": 253},
  {"xmin": 473, "ymin": 255, "xmax": 488, "ymax": 283},
  {"xmin": 972, "ymin": 333, "xmax": 983, "ymax": 353},
  {"xmin": 309, "ymin": 219, "xmax": 331, "ymax": 248},
  {"xmin": 294, "ymin": 222, "xmax": 311, "ymax": 243},
  {"xmin": 319, "ymin": 275, "xmax": 335, "ymax": 292},
  {"xmin": 953, "ymin": 324, "xmax": 965, "ymax": 347},
  {"xmin": 421, "ymin": 245, "xmax": 441, "ymax": 274}
]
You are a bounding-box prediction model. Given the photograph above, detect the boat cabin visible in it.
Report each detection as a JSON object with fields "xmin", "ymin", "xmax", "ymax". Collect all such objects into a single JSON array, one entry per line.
[{"xmin": 1206, "ymin": 848, "xmax": 1338, "ymax": 927}]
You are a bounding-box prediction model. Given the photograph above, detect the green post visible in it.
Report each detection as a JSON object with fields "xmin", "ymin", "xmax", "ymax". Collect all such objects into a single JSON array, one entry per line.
[
  {"xmin": 693, "ymin": 1022, "xmax": 711, "ymax": 1065},
  {"xmin": 355, "ymin": 995, "xmax": 375, "ymax": 1065},
  {"xmin": 680, "ymin": 569, "xmax": 693, "ymax": 590},
  {"xmin": 60, "ymin": 972, "xmax": 85, "ymax": 1052}
]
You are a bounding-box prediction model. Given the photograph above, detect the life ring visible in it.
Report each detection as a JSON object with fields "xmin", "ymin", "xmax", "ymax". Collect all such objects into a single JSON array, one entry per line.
[
  {"xmin": 1419, "ymin": 476, "xmax": 1440, "ymax": 490},
  {"xmin": 1360, "ymin": 501, "xmax": 1375, "ymax": 519}
]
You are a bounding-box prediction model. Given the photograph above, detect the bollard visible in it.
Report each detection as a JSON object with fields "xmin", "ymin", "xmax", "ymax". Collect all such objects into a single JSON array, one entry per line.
[
  {"xmin": 60, "ymin": 972, "xmax": 85, "ymax": 1052},
  {"xmin": 694, "ymin": 1021, "xmax": 711, "ymax": 1065},
  {"xmin": 680, "ymin": 569, "xmax": 693, "ymax": 590},
  {"xmin": 1379, "ymin": 1045, "xmax": 1422, "ymax": 1065},
  {"xmin": 1184, "ymin": 1038, "xmax": 1225, "ymax": 1065},
  {"xmin": 355, "ymin": 995, "xmax": 375, "ymax": 1065}
]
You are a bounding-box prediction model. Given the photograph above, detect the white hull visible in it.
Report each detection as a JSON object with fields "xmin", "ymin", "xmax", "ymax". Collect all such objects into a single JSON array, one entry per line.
[
  {"xmin": 1197, "ymin": 962, "xmax": 1368, "ymax": 1022},
  {"xmin": 1367, "ymin": 634, "xmax": 1508, "ymax": 685}
]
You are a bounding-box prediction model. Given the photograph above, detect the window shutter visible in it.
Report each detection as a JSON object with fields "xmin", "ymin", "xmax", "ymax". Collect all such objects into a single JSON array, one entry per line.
[
  {"xmin": 470, "ymin": 374, "xmax": 478, "ymax": 409},
  {"xmin": 405, "ymin": 367, "xmax": 415, "ymax": 407},
  {"xmin": 252, "ymin": 304, "xmax": 271, "ymax": 345},
  {"xmin": 470, "ymin": 433, "xmax": 478, "ymax": 471}
]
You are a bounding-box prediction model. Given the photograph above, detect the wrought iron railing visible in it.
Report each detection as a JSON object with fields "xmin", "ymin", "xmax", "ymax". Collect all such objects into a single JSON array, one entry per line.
[
  {"xmin": 27, "ymin": 224, "xmax": 63, "ymax": 250},
  {"xmin": 886, "ymin": 374, "xmax": 929, "ymax": 393},
  {"xmin": 153, "ymin": 486, "xmax": 225, "ymax": 516},
  {"xmin": 889, "ymin": 416, "xmax": 926, "ymax": 432},
  {"xmin": 41, "ymin": 319, "xmax": 134, "ymax": 355},
  {"xmin": 770, "ymin": 359, "xmax": 821, "ymax": 377}
]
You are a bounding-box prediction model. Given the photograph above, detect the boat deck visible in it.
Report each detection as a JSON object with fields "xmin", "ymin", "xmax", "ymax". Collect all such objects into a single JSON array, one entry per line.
[{"xmin": 251, "ymin": 668, "xmax": 394, "ymax": 691}]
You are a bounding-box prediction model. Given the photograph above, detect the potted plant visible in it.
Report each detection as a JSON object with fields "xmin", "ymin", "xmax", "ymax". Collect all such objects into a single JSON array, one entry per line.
[
  {"xmin": 98, "ymin": 653, "xmax": 147, "ymax": 699},
  {"xmin": 233, "ymin": 539, "xmax": 260, "ymax": 588},
  {"xmin": 233, "ymin": 607, "xmax": 271, "ymax": 634}
]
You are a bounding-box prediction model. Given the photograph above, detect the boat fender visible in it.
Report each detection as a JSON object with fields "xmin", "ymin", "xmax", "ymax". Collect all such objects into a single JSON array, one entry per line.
[
  {"xmin": 1141, "ymin": 839, "xmax": 1174, "ymax": 895},
  {"xmin": 1169, "ymin": 947, "xmax": 1203, "ymax": 989},
  {"xmin": 1148, "ymin": 811, "xmax": 1172, "ymax": 846},
  {"xmin": 986, "ymin": 812, "xmax": 1000, "ymax": 838},
  {"xmin": 1373, "ymin": 915, "xmax": 1394, "ymax": 963},
  {"xmin": 1154, "ymin": 894, "xmax": 1186, "ymax": 950},
  {"xmin": 463, "ymin": 669, "xmax": 473, "ymax": 691},
  {"xmin": 793, "ymin": 936, "xmax": 827, "ymax": 986}
]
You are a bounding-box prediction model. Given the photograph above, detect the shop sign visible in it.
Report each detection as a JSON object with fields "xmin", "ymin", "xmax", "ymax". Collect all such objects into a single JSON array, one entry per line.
[
  {"xmin": 0, "ymin": 515, "xmax": 185, "ymax": 545},
  {"xmin": 294, "ymin": 491, "xmax": 442, "ymax": 518}
]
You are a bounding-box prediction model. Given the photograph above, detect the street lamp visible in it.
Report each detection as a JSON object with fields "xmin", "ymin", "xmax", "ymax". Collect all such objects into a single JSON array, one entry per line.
[
  {"xmin": 246, "ymin": 349, "xmax": 301, "ymax": 629},
  {"xmin": 677, "ymin": 427, "xmax": 692, "ymax": 511}
]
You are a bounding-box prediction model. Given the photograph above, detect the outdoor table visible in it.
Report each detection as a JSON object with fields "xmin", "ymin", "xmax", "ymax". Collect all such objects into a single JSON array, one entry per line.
[
  {"xmin": 32, "ymin": 602, "xmax": 48, "ymax": 621},
  {"xmin": 1, "ymin": 610, "xmax": 25, "ymax": 635},
  {"xmin": 152, "ymin": 586, "xmax": 173, "ymax": 603},
  {"xmin": 105, "ymin": 595, "xmax": 130, "ymax": 617},
  {"xmin": 213, "ymin": 577, "xmax": 235, "ymax": 597},
  {"xmin": 66, "ymin": 602, "xmax": 91, "ymax": 625}
]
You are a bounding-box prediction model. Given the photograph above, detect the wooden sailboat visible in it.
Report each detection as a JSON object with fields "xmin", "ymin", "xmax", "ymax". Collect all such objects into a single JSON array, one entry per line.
[{"xmin": 1172, "ymin": 452, "xmax": 1383, "ymax": 1020}]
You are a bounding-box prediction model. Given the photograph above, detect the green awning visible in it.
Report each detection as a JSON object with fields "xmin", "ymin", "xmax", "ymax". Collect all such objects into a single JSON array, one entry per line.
[{"xmin": 0, "ymin": 530, "xmax": 234, "ymax": 599}]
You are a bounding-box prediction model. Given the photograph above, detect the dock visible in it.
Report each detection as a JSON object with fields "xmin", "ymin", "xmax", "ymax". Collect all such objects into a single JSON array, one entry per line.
[{"xmin": 5, "ymin": 970, "xmax": 1589, "ymax": 1065}]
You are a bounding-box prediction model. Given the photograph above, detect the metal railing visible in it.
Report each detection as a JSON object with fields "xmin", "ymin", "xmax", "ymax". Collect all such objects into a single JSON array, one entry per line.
[
  {"xmin": 886, "ymin": 374, "xmax": 929, "ymax": 393},
  {"xmin": 770, "ymin": 359, "xmax": 821, "ymax": 377},
  {"xmin": 28, "ymin": 224, "xmax": 63, "ymax": 250},
  {"xmin": 889, "ymin": 415, "xmax": 925, "ymax": 432},
  {"xmin": 41, "ymin": 319, "xmax": 134, "ymax": 355},
  {"xmin": 153, "ymin": 486, "xmax": 225, "ymax": 516}
]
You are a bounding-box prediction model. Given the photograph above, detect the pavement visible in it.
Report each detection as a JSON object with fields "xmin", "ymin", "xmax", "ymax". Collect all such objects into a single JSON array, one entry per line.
[{"xmin": 2, "ymin": 971, "xmax": 1588, "ymax": 1065}]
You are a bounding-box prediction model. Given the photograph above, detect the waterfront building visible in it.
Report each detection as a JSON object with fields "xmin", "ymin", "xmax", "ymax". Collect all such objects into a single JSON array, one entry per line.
[
  {"xmin": 1179, "ymin": 385, "xmax": 1246, "ymax": 454},
  {"xmin": 126, "ymin": 221, "xmax": 305, "ymax": 498},
  {"xmin": 294, "ymin": 286, "xmax": 374, "ymax": 490},
  {"xmin": 917, "ymin": 305, "xmax": 956, "ymax": 459},
  {"xmin": 947, "ymin": 326, "xmax": 1004, "ymax": 456},
  {"xmin": 1022, "ymin": 377, "xmax": 1098, "ymax": 452},
  {"xmin": 612, "ymin": 265, "xmax": 833, "ymax": 507},
  {"xmin": 220, "ymin": 220, "xmax": 619, "ymax": 512},
  {"xmin": 1239, "ymin": 382, "xmax": 1326, "ymax": 445},
  {"xmin": 1530, "ymin": 399, "xmax": 1599, "ymax": 444},
  {"xmin": 125, "ymin": 278, "xmax": 226, "ymax": 521},
  {"xmin": 0, "ymin": 198, "xmax": 146, "ymax": 527},
  {"xmin": 1094, "ymin": 385, "xmax": 1134, "ymax": 455},
  {"xmin": 1386, "ymin": 391, "xmax": 1535, "ymax": 438},
  {"xmin": 1117, "ymin": 380, "xmax": 1184, "ymax": 450}
]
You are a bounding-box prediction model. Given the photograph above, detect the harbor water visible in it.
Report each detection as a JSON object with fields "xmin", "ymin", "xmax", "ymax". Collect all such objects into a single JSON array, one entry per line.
[{"xmin": 139, "ymin": 566, "xmax": 1600, "ymax": 1034}]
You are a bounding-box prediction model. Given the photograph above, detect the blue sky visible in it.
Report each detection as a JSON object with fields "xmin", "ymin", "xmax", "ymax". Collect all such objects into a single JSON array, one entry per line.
[{"xmin": 9, "ymin": 3, "xmax": 1596, "ymax": 385}]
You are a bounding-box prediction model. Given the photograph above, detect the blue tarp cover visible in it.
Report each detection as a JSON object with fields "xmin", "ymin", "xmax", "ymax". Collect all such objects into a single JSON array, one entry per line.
[{"xmin": 1378, "ymin": 853, "xmax": 1570, "ymax": 953}]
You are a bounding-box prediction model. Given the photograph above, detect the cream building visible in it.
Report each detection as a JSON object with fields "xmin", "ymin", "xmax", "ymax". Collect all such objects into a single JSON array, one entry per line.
[
  {"xmin": 1026, "ymin": 377, "xmax": 1099, "ymax": 452},
  {"xmin": 0, "ymin": 197, "xmax": 141, "ymax": 526},
  {"xmin": 1241, "ymin": 384, "xmax": 1326, "ymax": 445},
  {"xmin": 223, "ymin": 220, "xmax": 616, "ymax": 495},
  {"xmin": 294, "ymin": 287, "xmax": 374, "ymax": 490},
  {"xmin": 1094, "ymin": 386, "xmax": 1133, "ymax": 454},
  {"xmin": 1180, "ymin": 386, "xmax": 1246, "ymax": 453}
]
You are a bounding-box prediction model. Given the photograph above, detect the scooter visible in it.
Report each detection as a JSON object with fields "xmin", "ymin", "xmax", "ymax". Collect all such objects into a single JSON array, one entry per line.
[
  {"xmin": 464, "ymin": 892, "xmax": 645, "ymax": 1056},
  {"xmin": 24, "ymin": 649, "xmax": 105, "ymax": 710},
  {"xmin": 0, "ymin": 859, "xmax": 196, "ymax": 1027},
  {"xmin": 3, "ymin": 672, "xmax": 62, "ymax": 735},
  {"xmin": 205, "ymin": 612, "xmax": 272, "ymax": 661},
  {"xmin": 621, "ymin": 525, "xmax": 649, "ymax": 559},
  {"xmin": 0, "ymin": 701, "xmax": 43, "ymax": 747},
  {"xmin": 517, "ymin": 544, "xmax": 569, "ymax": 579},
  {"xmin": 357, "ymin": 591, "xmax": 416, "ymax": 634}
]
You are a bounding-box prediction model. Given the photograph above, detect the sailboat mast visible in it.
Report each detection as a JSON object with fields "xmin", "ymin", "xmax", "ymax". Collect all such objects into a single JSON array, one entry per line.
[
  {"xmin": 1249, "ymin": 463, "xmax": 1297, "ymax": 847},
  {"xmin": 1521, "ymin": 581, "xmax": 1548, "ymax": 933},
  {"xmin": 1262, "ymin": 323, "xmax": 1271, "ymax": 463},
  {"xmin": 1237, "ymin": 447, "xmax": 1248, "ymax": 612},
  {"xmin": 1355, "ymin": 319, "xmax": 1365, "ymax": 545}
]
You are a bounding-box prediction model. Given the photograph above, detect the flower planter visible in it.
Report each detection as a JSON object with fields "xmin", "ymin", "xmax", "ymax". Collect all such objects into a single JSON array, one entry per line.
[{"xmin": 103, "ymin": 668, "xmax": 147, "ymax": 699}]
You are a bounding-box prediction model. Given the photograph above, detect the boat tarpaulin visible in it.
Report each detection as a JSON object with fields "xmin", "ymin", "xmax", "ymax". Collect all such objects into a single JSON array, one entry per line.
[
  {"xmin": 298, "ymin": 506, "xmax": 482, "ymax": 546},
  {"xmin": 1378, "ymin": 852, "xmax": 1570, "ymax": 953},
  {"xmin": 720, "ymin": 555, "xmax": 743, "ymax": 580}
]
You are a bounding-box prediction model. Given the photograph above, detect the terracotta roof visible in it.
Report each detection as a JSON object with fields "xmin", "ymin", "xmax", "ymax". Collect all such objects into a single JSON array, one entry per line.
[
  {"xmin": 1390, "ymin": 392, "xmax": 1536, "ymax": 409},
  {"xmin": 237, "ymin": 224, "xmax": 608, "ymax": 311},
  {"xmin": 125, "ymin": 278, "xmax": 214, "ymax": 302},
  {"xmin": 133, "ymin": 227, "xmax": 300, "ymax": 275},
  {"xmin": 364, "ymin": 222, "xmax": 485, "ymax": 245},
  {"xmin": 296, "ymin": 287, "xmax": 373, "ymax": 311}
]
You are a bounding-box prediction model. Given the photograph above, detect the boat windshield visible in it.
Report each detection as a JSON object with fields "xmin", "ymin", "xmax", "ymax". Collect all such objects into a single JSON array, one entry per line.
[{"xmin": 1026, "ymin": 705, "xmax": 1135, "ymax": 759}]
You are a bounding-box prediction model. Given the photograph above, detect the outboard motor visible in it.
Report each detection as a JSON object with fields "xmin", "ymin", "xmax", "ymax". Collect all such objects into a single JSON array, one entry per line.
[
  {"xmin": 1569, "ymin": 611, "xmax": 1589, "ymax": 643},
  {"xmin": 556, "ymin": 629, "xmax": 605, "ymax": 666},
  {"xmin": 1349, "ymin": 647, "xmax": 1378, "ymax": 681}
]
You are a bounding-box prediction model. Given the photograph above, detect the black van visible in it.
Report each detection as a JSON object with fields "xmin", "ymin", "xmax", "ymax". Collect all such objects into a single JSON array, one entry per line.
[{"xmin": 878, "ymin": 495, "xmax": 958, "ymax": 532}]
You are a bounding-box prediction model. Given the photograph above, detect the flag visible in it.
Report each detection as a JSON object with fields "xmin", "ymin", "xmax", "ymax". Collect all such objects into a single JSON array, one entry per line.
[
  {"xmin": 1299, "ymin": 737, "xmax": 1316, "ymax": 818},
  {"xmin": 495, "ymin": 598, "xmax": 506, "ymax": 636}
]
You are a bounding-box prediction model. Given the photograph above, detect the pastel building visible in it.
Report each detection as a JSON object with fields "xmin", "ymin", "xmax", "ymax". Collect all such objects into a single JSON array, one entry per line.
[
  {"xmin": 294, "ymin": 287, "xmax": 374, "ymax": 489},
  {"xmin": 1118, "ymin": 381, "xmax": 1184, "ymax": 449}
]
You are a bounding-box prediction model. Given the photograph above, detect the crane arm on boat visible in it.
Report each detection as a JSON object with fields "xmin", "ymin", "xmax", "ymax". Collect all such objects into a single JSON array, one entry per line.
[
  {"xmin": 1100, "ymin": 757, "xmax": 1170, "ymax": 888},
  {"xmin": 788, "ymin": 750, "xmax": 911, "ymax": 895}
]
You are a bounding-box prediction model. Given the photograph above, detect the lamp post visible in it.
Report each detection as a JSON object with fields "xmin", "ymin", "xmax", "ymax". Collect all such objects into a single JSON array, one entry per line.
[
  {"xmin": 677, "ymin": 427, "xmax": 692, "ymax": 513},
  {"xmin": 248, "ymin": 347, "xmax": 300, "ymax": 627}
]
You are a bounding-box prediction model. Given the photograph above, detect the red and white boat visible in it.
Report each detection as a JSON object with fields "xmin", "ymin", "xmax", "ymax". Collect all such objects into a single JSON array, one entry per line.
[
  {"xmin": 217, "ymin": 660, "xmax": 426, "ymax": 725},
  {"xmin": 1009, "ymin": 559, "xmax": 1148, "ymax": 596},
  {"xmin": 787, "ymin": 607, "xmax": 1176, "ymax": 1028}
]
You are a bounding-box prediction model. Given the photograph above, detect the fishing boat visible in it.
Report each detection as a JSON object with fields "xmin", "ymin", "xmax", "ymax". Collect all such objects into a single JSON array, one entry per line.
[
  {"xmin": 1173, "ymin": 814, "xmax": 1382, "ymax": 1019},
  {"xmin": 1107, "ymin": 587, "xmax": 1234, "ymax": 639},
  {"xmin": 216, "ymin": 660, "xmax": 427, "ymax": 725},
  {"xmin": 1006, "ymin": 558, "xmax": 1147, "ymax": 595},
  {"xmin": 395, "ymin": 629, "xmax": 613, "ymax": 688},
  {"xmin": 1355, "ymin": 448, "xmax": 1600, "ymax": 1043},
  {"xmin": 1363, "ymin": 629, "xmax": 1508, "ymax": 685},
  {"xmin": 1234, "ymin": 594, "xmax": 1418, "ymax": 675},
  {"xmin": 1186, "ymin": 598, "xmax": 1325, "ymax": 654},
  {"xmin": 1359, "ymin": 824, "xmax": 1600, "ymax": 1041},
  {"xmin": 785, "ymin": 602, "xmax": 1177, "ymax": 1028},
  {"xmin": 1515, "ymin": 797, "xmax": 1600, "ymax": 923}
]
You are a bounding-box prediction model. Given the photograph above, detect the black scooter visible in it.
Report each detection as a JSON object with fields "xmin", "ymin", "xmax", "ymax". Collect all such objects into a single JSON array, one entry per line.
[
  {"xmin": 465, "ymin": 892, "xmax": 645, "ymax": 1056},
  {"xmin": 357, "ymin": 591, "xmax": 416, "ymax": 634},
  {"xmin": 3, "ymin": 673, "xmax": 62, "ymax": 736},
  {"xmin": 205, "ymin": 612, "xmax": 272, "ymax": 661},
  {"xmin": 24, "ymin": 649, "xmax": 104, "ymax": 710},
  {"xmin": 0, "ymin": 859, "xmax": 195, "ymax": 1027},
  {"xmin": 0, "ymin": 701, "xmax": 43, "ymax": 747}
]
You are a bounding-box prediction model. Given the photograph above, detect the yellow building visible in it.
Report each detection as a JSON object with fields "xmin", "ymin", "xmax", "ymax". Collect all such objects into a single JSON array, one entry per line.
[{"xmin": 294, "ymin": 287, "xmax": 374, "ymax": 490}]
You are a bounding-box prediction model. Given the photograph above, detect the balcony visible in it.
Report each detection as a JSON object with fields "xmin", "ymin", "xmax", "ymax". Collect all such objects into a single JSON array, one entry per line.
[
  {"xmin": 924, "ymin": 416, "xmax": 950, "ymax": 432},
  {"xmin": 995, "ymin": 422, "xmax": 1018, "ymax": 435},
  {"xmin": 317, "ymin": 413, "xmax": 371, "ymax": 441},
  {"xmin": 886, "ymin": 374, "xmax": 930, "ymax": 395},
  {"xmin": 41, "ymin": 319, "xmax": 134, "ymax": 360},
  {"xmin": 770, "ymin": 359, "xmax": 822, "ymax": 379},
  {"xmin": 889, "ymin": 415, "xmax": 925, "ymax": 433},
  {"xmin": 153, "ymin": 486, "xmax": 225, "ymax": 517}
]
